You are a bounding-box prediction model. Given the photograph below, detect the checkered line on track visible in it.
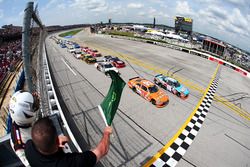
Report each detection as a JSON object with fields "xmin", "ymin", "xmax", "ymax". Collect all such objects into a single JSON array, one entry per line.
[{"xmin": 151, "ymin": 77, "xmax": 219, "ymax": 167}]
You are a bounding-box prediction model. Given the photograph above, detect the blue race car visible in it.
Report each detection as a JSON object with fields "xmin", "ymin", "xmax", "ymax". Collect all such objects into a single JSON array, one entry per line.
[
  {"xmin": 154, "ymin": 74, "xmax": 190, "ymax": 99},
  {"xmin": 59, "ymin": 43, "xmax": 66, "ymax": 48}
]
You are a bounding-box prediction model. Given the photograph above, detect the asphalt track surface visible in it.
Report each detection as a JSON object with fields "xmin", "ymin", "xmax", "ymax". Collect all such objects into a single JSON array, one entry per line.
[{"xmin": 45, "ymin": 29, "xmax": 250, "ymax": 167}]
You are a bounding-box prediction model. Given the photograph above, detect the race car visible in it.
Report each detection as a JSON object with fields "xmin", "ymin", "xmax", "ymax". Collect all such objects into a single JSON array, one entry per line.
[
  {"xmin": 82, "ymin": 47, "xmax": 90, "ymax": 53},
  {"xmin": 153, "ymin": 74, "xmax": 190, "ymax": 99},
  {"xmin": 128, "ymin": 77, "xmax": 169, "ymax": 108},
  {"xmin": 67, "ymin": 46, "xmax": 75, "ymax": 53},
  {"xmin": 110, "ymin": 57, "xmax": 126, "ymax": 68},
  {"xmin": 103, "ymin": 55, "xmax": 113, "ymax": 62},
  {"xmin": 90, "ymin": 51, "xmax": 102, "ymax": 57},
  {"xmin": 59, "ymin": 43, "xmax": 66, "ymax": 48},
  {"xmin": 73, "ymin": 49, "xmax": 82, "ymax": 59},
  {"xmin": 103, "ymin": 56, "xmax": 125, "ymax": 68},
  {"xmin": 83, "ymin": 54, "xmax": 96, "ymax": 64},
  {"xmin": 94, "ymin": 62, "xmax": 119, "ymax": 75}
]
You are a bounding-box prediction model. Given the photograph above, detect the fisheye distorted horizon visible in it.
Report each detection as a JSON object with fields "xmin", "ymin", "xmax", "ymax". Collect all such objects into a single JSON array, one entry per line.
[{"xmin": 0, "ymin": 0, "xmax": 249, "ymax": 52}]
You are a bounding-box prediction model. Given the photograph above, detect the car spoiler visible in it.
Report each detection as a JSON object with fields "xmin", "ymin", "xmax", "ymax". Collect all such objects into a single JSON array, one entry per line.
[
  {"xmin": 155, "ymin": 74, "xmax": 163, "ymax": 77},
  {"xmin": 129, "ymin": 76, "xmax": 140, "ymax": 80}
]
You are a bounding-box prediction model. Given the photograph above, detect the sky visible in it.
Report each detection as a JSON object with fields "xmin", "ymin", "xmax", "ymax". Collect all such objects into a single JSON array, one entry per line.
[{"xmin": 0, "ymin": 0, "xmax": 250, "ymax": 52}]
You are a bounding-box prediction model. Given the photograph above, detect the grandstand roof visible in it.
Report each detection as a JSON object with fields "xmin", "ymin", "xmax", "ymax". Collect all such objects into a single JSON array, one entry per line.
[{"xmin": 204, "ymin": 37, "xmax": 225, "ymax": 47}]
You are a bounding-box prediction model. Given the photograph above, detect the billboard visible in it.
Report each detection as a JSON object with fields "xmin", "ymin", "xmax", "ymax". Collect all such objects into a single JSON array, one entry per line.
[{"xmin": 175, "ymin": 16, "xmax": 193, "ymax": 33}]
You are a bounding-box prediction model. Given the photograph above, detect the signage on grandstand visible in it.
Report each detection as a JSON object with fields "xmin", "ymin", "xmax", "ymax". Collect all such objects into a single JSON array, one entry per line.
[{"xmin": 175, "ymin": 16, "xmax": 193, "ymax": 34}]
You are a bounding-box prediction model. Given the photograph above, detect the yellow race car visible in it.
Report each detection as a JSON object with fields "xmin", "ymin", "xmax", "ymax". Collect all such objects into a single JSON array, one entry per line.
[{"xmin": 83, "ymin": 54, "xmax": 96, "ymax": 64}]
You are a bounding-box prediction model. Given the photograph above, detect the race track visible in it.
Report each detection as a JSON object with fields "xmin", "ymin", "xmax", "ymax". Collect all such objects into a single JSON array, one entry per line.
[{"xmin": 45, "ymin": 29, "xmax": 250, "ymax": 167}]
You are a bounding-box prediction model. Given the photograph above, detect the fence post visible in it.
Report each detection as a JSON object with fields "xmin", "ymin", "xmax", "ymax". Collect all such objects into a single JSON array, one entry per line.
[{"xmin": 22, "ymin": 2, "xmax": 33, "ymax": 92}]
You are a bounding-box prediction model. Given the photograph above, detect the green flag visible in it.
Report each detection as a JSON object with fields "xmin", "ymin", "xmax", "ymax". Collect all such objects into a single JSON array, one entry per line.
[{"xmin": 98, "ymin": 70, "xmax": 126, "ymax": 126}]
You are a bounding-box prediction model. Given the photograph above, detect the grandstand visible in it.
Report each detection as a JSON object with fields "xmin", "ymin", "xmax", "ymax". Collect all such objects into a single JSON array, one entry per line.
[
  {"xmin": 0, "ymin": 25, "xmax": 22, "ymax": 64},
  {"xmin": 0, "ymin": 25, "xmax": 22, "ymax": 86},
  {"xmin": 0, "ymin": 25, "xmax": 23, "ymax": 137}
]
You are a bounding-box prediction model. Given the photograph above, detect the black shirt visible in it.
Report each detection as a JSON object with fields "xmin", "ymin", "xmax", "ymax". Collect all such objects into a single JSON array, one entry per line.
[{"xmin": 25, "ymin": 140, "xmax": 97, "ymax": 167}]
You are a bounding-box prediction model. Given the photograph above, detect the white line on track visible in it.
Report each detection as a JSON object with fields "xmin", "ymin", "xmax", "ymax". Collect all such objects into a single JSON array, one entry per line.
[{"xmin": 61, "ymin": 58, "xmax": 77, "ymax": 76}]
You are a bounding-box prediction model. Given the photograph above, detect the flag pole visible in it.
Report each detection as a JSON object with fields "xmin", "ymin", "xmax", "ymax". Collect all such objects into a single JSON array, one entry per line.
[{"xmin": 98, "ymin": 105, "xmax": 108, "ymax": 127}]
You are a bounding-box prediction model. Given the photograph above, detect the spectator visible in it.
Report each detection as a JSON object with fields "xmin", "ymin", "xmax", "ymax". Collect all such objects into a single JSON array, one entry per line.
[
  {"xmin": 0, "ymin": 25, "xmax": 22, "ymax": 78},
  {"xmin": 25, "ymin": 117, "xmax": 112, "ymax": 167},
  {"xmin": 9, "ymin": 90, "xmax": 39, "ymax": 167}
]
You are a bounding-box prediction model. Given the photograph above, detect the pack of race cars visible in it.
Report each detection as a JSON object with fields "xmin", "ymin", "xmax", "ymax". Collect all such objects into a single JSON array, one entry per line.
[{"xmin": 52, "ymin": 36, "xmax": 190, "ymax": 108}]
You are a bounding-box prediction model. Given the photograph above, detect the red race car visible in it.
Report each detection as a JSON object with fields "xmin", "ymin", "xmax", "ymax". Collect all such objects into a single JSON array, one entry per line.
[{"xmin": 109, "ymin": 57, "xmax": 126, "ymax": 68}]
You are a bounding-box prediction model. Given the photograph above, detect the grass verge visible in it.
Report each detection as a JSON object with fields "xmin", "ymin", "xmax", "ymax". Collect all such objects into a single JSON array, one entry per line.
[{"xmin": 59, "ymin": 29, "xmax": 82, "ymax": 37}]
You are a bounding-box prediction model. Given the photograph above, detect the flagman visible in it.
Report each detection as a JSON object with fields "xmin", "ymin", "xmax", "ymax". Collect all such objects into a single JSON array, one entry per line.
[{"xmin": 25, "ymin": 117, "xmax": 112, "ymax": 167}]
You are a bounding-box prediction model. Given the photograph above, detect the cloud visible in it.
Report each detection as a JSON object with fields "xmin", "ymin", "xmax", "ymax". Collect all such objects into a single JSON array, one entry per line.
[
  {"xmin": 41, "ymin": 0, "xmax": 58, "ymax": 11},
  {"xmin": 175, "ymin": 1, "xmax": 194, "ymax": 16},
  {"xmin": 145, "ymin": 7, "xmax": 169, "ymax": 18},
  {"xmin": 198, "ymin": 5, "xmax": 250, "ymax": 39},
  {"xmin": 70, "ymin": 0, "xmax": 108, "ymax": 12},
  {"xmin": 208, "ymin": 6, "xmax": 228, "ymax": 20},
  {"xmin": 147, "ymin": 0, "xmax": 164, "ymax": 3},
  {"xmin": 224, "ymin": 0, "xmax": 246, "ymax": 6},
  {"xmin": 57, "ymin": 3, "xmax": 66, "ymax": 10},
  {"xmin": 107, "ymin": 5, "xmax": 125, "ymax": 15},
  {"xmin": 138, "ymin": 11, "xmax": 146, "ymax": 16},
  {"xmin": 127, "ymin": 3, "xmax": 143, "ymax": 9}
]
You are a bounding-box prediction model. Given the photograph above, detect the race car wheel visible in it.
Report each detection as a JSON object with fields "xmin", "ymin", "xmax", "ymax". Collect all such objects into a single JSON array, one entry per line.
[
  {"xmin": 151, "ymin": 99, "xmax": 156, "ymax": 105},
  {"xmin": 177, "ymin": 92, "xmax": 181, "ymax": 97},
  {"xmin": 105, "ymin": 72, "xmax": 110, "ymax": 77},
  {"xmin": 132, "ymin": 87, "xmax": 137, "ymax": 93}
]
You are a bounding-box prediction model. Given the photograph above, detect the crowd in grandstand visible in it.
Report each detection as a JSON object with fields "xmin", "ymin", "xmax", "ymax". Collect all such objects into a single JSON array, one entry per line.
[{"xmin": 0, "ymin": 25, "xmax": 22, "ymax": 82}]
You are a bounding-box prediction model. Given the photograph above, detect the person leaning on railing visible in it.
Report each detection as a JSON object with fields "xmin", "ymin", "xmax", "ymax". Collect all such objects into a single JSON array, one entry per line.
[{"xmin": 25, "ymin": 117, "xmax": 112, "ymax": 167}]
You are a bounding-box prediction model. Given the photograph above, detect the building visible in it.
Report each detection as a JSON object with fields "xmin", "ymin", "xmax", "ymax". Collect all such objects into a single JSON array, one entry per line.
[
  {"xmin": 153, "ymin": 17, "xmax": 156, "ymax": 28},
  {"xmin": 202, "ymin": 37, "xmax": 225, "ymax": 57},
  {"xmin": 175, "ymin": 16, "xmax": 193, "ymax": 35}
]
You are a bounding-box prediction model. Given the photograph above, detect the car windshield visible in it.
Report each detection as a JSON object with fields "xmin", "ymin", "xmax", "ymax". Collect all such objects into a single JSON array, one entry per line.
[
  {"xmin": 105, "ymin": 56, "xmax": 112, "ymax": 59},
  {"xmin": 148, "ymin": 85, "xmax": 159, "ymax": 93},
  {"xmin": 113, "ymin": 58, "xmax": 120, "ymax": 61},
  {"xmin": 174, "ymin": 81, "xmax": 181, "ymax": 87},
  {"xmin": 104, "ymin": 64, "xmax": 113, "ymax": 68}
]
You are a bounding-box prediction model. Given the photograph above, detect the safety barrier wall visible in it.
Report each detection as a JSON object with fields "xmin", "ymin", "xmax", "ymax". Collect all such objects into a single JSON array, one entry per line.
[
  {"xmin": 207, "ymin": 56, "xmax": 249, "ymax": 77},
  {"xmin": 14, "ymin": 70, "xmax": 25, "ymax": 92},
  {"xmin": 109, "ymin": 35, "xmax": 250, "ymax": 78},
  {"xmin": 43, "ymin": 43, "xmax": 82, "ymax": 153},
  {"xmin": 189, "ymin": 50, "xmax": 250, "ymax": 78}
]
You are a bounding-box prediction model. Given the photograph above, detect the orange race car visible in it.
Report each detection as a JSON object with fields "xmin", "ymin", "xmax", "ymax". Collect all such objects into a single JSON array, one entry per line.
[{"xmin": 128, "ymin": 77, "xmax": 169, "ymax": 108}]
